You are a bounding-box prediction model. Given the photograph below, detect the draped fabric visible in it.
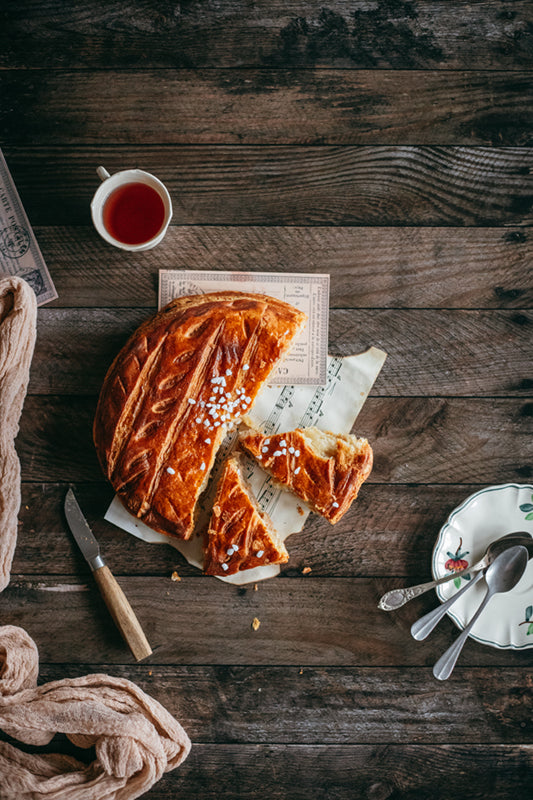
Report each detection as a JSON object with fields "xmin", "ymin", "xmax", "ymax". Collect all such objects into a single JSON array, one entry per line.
[
  {"xmin": 0, "ymin": 277, "xmax": 191, "ymax": 798},
  {"xmin": 0, "ymin": 625, "xmax": 191, "ymax": 800},
  {"xmin": 0, "ymin": 276, "xmax": 37, "ymax": 593}
]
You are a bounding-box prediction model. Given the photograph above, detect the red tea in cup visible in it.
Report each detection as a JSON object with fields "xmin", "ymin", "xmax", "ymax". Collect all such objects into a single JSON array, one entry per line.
[
  {"xmin": 103, "ymin": 182, "xmax": 166, "ymax": 246},
  {"xmin": 91, "ymin": 167, "xmax": 172, "ymax": 251}
]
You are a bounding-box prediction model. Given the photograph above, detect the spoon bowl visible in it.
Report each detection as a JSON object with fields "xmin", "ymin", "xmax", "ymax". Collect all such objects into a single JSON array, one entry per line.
[{"xmin": 433, "ymin": 545, "xmax": 529, "ymax": 680}]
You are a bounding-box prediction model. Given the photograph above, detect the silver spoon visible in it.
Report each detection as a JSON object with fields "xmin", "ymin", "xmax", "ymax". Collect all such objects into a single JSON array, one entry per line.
[
  {"xmin": 411, "ymin": 568, "xmax": 485, "ymax": 640},
  {"xmin": 413, "ymin": 531, "xmax": 533, "ymax": 639},
  {"xmin": 378, "ymin": 531, "xmax": 532, "ymax": 611},
  {"xmin": 433, "ymin": 544, "xmax": 529, "ymax": 681}
]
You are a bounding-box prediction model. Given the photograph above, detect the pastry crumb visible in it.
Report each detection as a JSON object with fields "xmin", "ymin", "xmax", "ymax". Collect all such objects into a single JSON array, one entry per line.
[
  {"xmin": 302, "ymin": 566, "xmax": 312, "ymax": 575},
  {"xmin": 148, "ymin": 670, "xmax": 152, "ymax": 677},
  {"xmin": 253, "ymin": 583, "xmax": 258, "ymax": 591},
  {"xmin": 251, "ymin": 617, "xmax": 261, "ymax": 631},
  {"xmin": 171, "ymin": 571, "xmax": 181, "ymax": 582},
  {"xmin": 296, "ymin": 505, "xmax": 304, "ymax": 515}
]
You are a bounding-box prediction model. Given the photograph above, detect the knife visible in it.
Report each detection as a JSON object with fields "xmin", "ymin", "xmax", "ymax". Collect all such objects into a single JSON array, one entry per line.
[{"xmin": 64, "ymin": 487, "xmax": 152, "ymax": 661}]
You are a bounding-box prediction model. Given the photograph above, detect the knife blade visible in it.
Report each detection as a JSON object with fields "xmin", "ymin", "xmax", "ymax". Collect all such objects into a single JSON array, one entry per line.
[{"xmin": 64, "ymin": 488, "xmax": 152, "ymax": 661}]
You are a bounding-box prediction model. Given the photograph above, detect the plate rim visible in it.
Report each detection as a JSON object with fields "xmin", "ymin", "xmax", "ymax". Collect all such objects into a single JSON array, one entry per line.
[{"xmin": 432, "ymin": 482, "xmax": 533, "ymax": 651}]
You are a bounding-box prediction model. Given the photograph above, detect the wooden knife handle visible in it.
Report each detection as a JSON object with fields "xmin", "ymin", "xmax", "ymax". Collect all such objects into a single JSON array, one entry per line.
[{"xmin": 93, "ymin": 565, "xmax": 152, "ymax": 661}]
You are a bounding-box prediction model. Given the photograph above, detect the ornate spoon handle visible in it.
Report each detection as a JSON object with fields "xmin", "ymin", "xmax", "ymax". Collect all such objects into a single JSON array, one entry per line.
[{"xmin": 378, "ymin": 565, "xmax": 474, "ymax": 611}]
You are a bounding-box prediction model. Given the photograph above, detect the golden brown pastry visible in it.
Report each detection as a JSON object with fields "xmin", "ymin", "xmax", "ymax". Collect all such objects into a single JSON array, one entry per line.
[
  {"xmin": 203, "ymin": 455, "xmax": 288, "ymax": 576},
  {"xmin": 239, "ymin": 427, "xmax": 373, "ymax": 524},
  {"xmin": 93, "ymin": 292, "xmax": 306, "ymax": 540}
]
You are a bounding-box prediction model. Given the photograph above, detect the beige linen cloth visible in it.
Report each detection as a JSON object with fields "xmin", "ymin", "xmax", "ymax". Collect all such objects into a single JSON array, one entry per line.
[
  {"xmin": 0, "ymin": 277, "xmax": 191, "ymax": 797},
  {"xmin": 0, "ymin": 625, "xmax": 191, "ymax": 800},
  {"xmin": 0, "ymin": 276, "xmax": 36, "ymax": 592}
]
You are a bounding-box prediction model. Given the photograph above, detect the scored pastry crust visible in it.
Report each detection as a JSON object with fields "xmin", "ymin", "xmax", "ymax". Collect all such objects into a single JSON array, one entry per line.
[
  {"xmin": 239, "ymin": 427, "xmax": 373, "ymax": 524},
  {"xmin": 93, "ymin": 291, "xmax": 306, "ymax": 540},
  {"xmin": 203, "ymin": 455, "xmax": 289, "ymax": 576}
]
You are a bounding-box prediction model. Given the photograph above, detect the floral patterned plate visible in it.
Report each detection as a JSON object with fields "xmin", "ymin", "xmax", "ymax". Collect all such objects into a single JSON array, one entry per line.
[{"xmin": 432, "ymin": 484, "xmax": 533, "ymax": 650}]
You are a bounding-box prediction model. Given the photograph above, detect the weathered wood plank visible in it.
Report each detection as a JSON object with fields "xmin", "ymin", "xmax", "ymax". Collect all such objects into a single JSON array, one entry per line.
[
  {"xmin": 17, "ymin": 397, "xmax": 533, "ymax": 484},
  {"xmin": 34, "ymin": 226, "xmax": 533, "ymax": 310},
  {"xmin": 0, "ymin": 738, "xmax": 529, "ymax": 799},
  {"xmin": 25, "ymin": 664, "xmax": 531, "ymax": 744},
  {"xmin": 2, "ymin": 0, "xmax": 530, "ymax": 783},
  {"xmin": 13, "ymin": 483, "xmax": 479, "ymax": 578},
  {"xmin": 2, "ymin": 1, "xmax": 533, "ymax": 70},
  {"xmin": 1, "ymin": 575, "xmax": 531, "ymax": 666},
  {"xmin": 354, "ymin": 397, "xmax": 533, "ymax": 484},
  {"xmin": 29, "ymin": 308, "xmax": 533, "ymax": 397},
  {"xmin": 2, "ymin": 70, "xmax": 533, "ymax": 145},
  {"xmin": 139, "ymin": 744, "xmax": 533, "ymax": 799},
  {"xmin": 6, "ymin": 146, "xmax": 532, "ymax": 227}
]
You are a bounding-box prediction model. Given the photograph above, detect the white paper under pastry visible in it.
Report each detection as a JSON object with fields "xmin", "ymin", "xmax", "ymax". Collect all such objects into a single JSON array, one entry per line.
[{"xmin": 105, "ymin": 347, "xmax": 387, "ymax": 584}]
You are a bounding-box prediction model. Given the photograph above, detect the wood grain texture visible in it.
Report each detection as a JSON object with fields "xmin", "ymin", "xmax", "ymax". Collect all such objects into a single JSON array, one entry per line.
[
  {"xmin": 27, "ymin": 664, "xmax": 531, "ymax": 744},
  {"xmin": 135, "ymin": 744, "xmax": 533, "ymax": 799},
  {"xmin": 2, "ymin": 70, "xmax": 533, "ymax": 145},
  {"xmin": 2, "ymin": 1, "xmax": 533, "ymax": 70},
  {"xmin": 17, "ymin": 397, "xmax": 533, "ymax": 484},
  {"xmin": 33, "ymin": 225, "xmax": 533, "ymax": 309},
  {"xmin": 2, "ymin": 1, "xmax": 532, "ymax": 790},
  {"xmin": 5, "ymin": 146, "xmax": 533, "ymax": 226},
  {"xmin": 13, "ymin": 482, "xmax": 502, "ymax": 578},
  {"xmin": 12, "ymin": 483, "xmax": 480, "ymax": 578},
  {"xmin": 0, "ymin": 737, "xmax": 529, "ymax": 799},
  {"xmin": 29, "ymin": 308, "xmax": 533, "ymax": 397},
  {"xmin": 2, "ymin": 575, "xmax": 531, "ymax": 666}
]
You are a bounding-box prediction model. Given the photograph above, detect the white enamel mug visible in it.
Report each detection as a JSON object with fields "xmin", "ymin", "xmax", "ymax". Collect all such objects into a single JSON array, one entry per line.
[{"xmin": 90, "ymin": 166, "xmax": 172, "ymax": 251}]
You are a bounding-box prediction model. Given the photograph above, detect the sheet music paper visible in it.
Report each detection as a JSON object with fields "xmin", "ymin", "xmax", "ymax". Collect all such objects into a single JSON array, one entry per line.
[
  {"xmin": 159, "ymin": 269, "xmax": 329, "ymax": 385},
  {"xmin": 0, "ymin": 149, "xmax": 58, "ymax": 305},
  {"xmin": 106, "ymin": 347, "xmax": 387, "ymax": 585}
]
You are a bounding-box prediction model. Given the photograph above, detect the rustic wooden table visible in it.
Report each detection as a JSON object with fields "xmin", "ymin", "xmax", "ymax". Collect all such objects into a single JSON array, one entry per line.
[{"xmin": 1, "ymin": 2, "xmax": 532, "ymax": 797}]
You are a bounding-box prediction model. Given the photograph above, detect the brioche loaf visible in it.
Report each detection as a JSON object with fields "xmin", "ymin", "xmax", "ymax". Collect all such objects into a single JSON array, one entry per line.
[
  {"xmin": 93, "ymin": 292, "xmax": 307, "ymax": 540},
  {"xmin": 204, "ymin": 454, "xmax": 289, "ymax": 576},
  {"xmin": 239, "ymin": 427, "xmax": 373, "ymax": 524}
]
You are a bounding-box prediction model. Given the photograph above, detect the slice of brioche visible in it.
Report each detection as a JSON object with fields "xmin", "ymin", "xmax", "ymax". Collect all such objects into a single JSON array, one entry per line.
[
  {"xmin": 239, "ymin": 427, "xmax": 373, "ymax": 524},
  {"xmin": 203, "ymin": 455, "xmax": 289, "ymax": 576}
]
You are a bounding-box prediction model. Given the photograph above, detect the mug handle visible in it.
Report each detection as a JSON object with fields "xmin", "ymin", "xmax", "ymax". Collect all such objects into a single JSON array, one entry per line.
[{"xmin": 96, "ymin": 166, "xmax": 111, "ymax": 182}]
